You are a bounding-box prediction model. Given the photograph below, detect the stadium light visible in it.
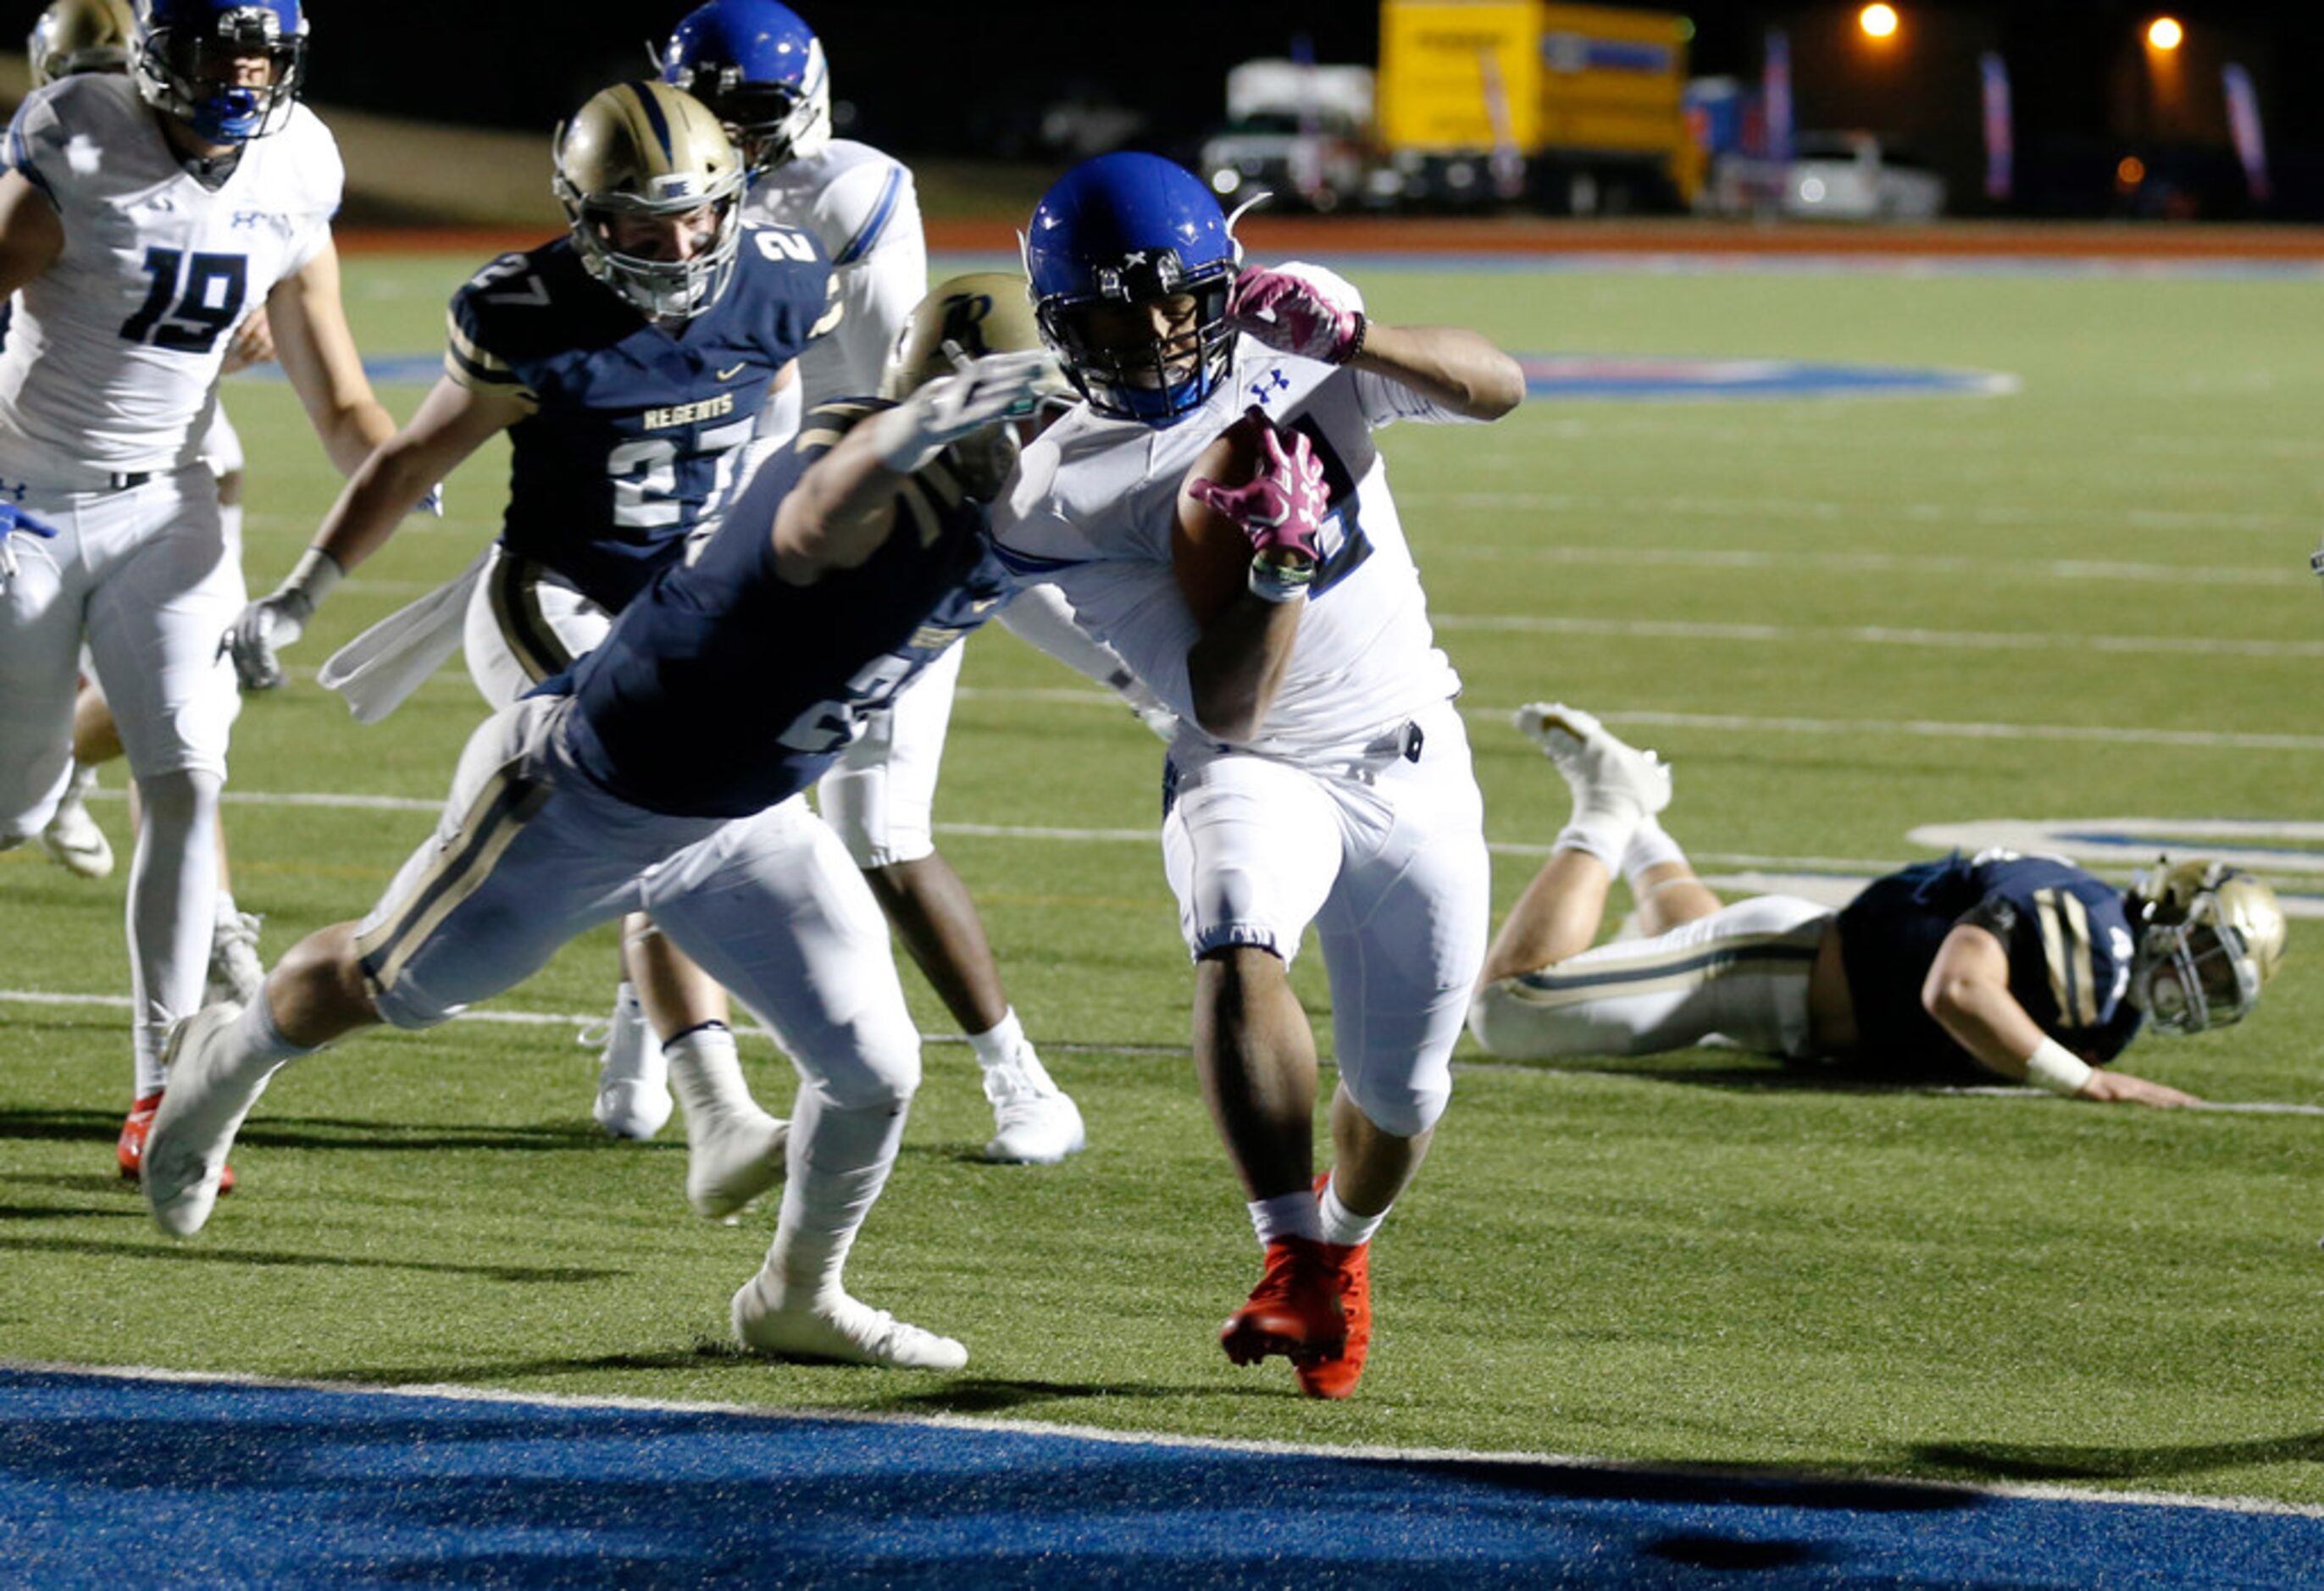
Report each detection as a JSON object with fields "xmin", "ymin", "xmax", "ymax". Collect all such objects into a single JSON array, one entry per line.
[
  {"xmin": 2117, "ymin": 155, "xmax": 2147, "ymax": 188},
  {"xmin": 1859, "ymin": 4, "xmax": 1899, "ymax": 39},
  {"xmin": 2147, "ymin": 17, "xmax": 2183, "ymax": 51}
]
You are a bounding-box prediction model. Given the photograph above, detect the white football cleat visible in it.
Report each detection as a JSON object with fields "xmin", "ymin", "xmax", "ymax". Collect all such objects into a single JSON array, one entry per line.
[
  {"xmin": 685, "ymin": 1105, "xmax": 790, "ymax": 1219},
  {"xmin": 205, "ymin": 909, "xmax": 266, "ymax": 1007},
  {"xmin": 39, "ymin": 765, "xmax": 113, "ymax": 880},
  {"xmin": 981, "ymin": 1043, "xmax": 1086, "ymax": 1165},
  {"xmin": 589, "ymin": 988, "xmax": 673, "ymax": 1140},
  {"xmin": 731, "ymin": 1273, "xmax": 967, "ymax": 1371},
  {"xmin": 143, "ymin": 1003, "xmax": 269, "ymax": 1238},
  {"xmin": 1512, "ymin": 701, "xmax": 1672, "ymax": 818}
]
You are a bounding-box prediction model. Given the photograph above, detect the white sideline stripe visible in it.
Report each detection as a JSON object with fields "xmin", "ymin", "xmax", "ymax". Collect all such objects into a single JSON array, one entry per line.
[
  {"xmin": 9, "ymin": 1360, "xmax": 2322, "ymax": 1522},
  {"xmin": 1402, "ymin": 488, "xmax": 2309, "ymax": 534},
  {"xmin": 1435, "ymin": 613, "xmax": 2324, "ymax": 661},
  {"xmin": 1598, "ymin": 707, "xmax": 2324, "ymax": 754},
  {"xmin": 951, "ymin": 690, "xmax": 2324, "ymax": 755},
  {"xmin": 1426, "ymin": 544, "xmax": 2304, "ymax": 588},
  {"xmin": 0, "ymin": 988, "xmax": 1187, "ymax": 1058},
  {"xmin": 10, "ymin": 987, "xmax": 2317, "ymax": 1111}
]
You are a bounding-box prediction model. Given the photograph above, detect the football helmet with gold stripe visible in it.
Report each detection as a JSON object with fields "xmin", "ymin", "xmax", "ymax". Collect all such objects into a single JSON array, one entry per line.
[
  {"xmin": 2126, "ymin": 858, "xmax": 2287, "ymax": 1034},
  {"xmin": 552, "ymin": 80, "xmax": 746, "ymax": 322},
  {"xmin": 883, "ymin": 273, "xmax": 1068, "ymax": 502},
  {"xmin": 27, "ymin": 0, "xmax": 133, "ymax": 87}
]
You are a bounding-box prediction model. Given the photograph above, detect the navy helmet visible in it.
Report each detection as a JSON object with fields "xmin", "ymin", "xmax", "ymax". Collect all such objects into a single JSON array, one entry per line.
[
  {"xmin": 132, "ymin": 0, "xmax": 307, "ymax": 144},
  {"xmin": 1024, "ymin": 152, "xmax": 1240, "ymax": 428},
  {"xmin": 659, "ymin": 0, "xmax": 831, "ymax": 175}
]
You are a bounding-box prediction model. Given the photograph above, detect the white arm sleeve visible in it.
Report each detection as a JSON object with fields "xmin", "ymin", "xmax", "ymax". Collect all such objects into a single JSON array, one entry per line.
[
  {"xmin": 796, "ymin": 163, "xmax": 929, "ymax": 407},
  {"xmin": 998, "ymin": 580, "xmax": 1141, "ymax": 690}
]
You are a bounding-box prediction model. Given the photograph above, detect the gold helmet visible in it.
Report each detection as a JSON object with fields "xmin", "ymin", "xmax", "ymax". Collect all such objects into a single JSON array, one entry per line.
[
  {"xmin": 27, "ymin": 0, "xmax": 133, "ymax": 87},
  {"xmin": 552, "ymin": 80, "xmax": 746, "ymax": 321},
  {"xmin": 2126, "ymin": 857, "xmax": 2288, "ymax": 1034},
  {"xmin": 880, "ymin": 273, "xmax": 1069, "ymax": 501}
]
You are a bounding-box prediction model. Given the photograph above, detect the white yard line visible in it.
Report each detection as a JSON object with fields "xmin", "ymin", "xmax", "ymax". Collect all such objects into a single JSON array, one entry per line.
[
  {"xmin": 1421, "ymin": 543, "xmax": 2301, "ymax": 588},
  {"xmin": 1401, "ymin": 488, "xmax": 2309, "ymax": 534},
  {"xmin": 1434, "ymin": 613, "xmax": 2324, "ymax": 660}
]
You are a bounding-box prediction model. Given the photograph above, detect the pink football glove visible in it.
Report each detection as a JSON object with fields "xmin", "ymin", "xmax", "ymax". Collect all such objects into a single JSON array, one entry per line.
[
  {"xmin": 1226, "ymin": 266, "xmax": 1363, "ymax": 364},
  {"xmin": 1187, "ymin": 409, "xmax": 1332, "ymax": 564}
]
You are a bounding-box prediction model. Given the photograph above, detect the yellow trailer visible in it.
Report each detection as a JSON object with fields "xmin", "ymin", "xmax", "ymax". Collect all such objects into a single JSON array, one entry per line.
[{"xmin": 1375, "ymin": 0, "xmax": 1696, "ymax": 208}]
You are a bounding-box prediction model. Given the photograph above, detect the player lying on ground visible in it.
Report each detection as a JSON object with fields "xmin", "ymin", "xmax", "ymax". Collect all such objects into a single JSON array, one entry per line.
[
  {"xmin": 1467, "ymin": 705, "xmax": 2287, "ymax": 1104},
  {"xmin": 141, "ymin": 347, "xmax": 1061, "ymax": 1371}
]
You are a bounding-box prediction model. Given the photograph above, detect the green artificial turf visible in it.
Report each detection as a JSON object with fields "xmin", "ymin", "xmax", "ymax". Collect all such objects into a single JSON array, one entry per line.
[{"xmin": 4, "ymin": 250, "xmax": 2321, "ymax": 1505}]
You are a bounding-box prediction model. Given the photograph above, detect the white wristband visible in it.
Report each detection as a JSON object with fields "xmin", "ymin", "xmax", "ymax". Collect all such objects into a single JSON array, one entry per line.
[
  {"xmin": 2022, "ymin": 1036, "xmax": 2094, "ymax": 1097},
  {"xmin": 281, "ymin": 546, "xmax": 344, "ymax": 608}
]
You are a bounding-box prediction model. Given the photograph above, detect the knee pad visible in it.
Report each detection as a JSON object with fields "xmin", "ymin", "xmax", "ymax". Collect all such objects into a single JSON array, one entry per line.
[
  {"xmin": 136, "ymin": 767, "xmax": 219, "ymax": 828},
  {"xmin": 1341, "ymin": 1068, "xmax": 1450, "ymax": 1141}
]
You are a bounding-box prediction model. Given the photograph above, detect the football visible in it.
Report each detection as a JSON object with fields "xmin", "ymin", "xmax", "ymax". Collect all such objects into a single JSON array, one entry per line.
[{"xmin": 1175, "ymin": 407, "xmax": 1268, "ymax": 546}]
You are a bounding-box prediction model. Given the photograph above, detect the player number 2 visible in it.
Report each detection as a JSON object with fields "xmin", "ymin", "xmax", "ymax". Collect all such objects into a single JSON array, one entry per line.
[{"xmin": 119, "ymin": 248, "xmax": 248, "ymax": 354}]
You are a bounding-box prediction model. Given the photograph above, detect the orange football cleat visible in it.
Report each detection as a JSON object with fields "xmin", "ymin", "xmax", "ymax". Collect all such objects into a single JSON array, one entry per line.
[
  {"xmin": 1295, "ymin": 1172, "xmax": 1373, "ymax": 1400},
  {"xmin": 1219, "ymin": 1235, "xmax": 1345, "ymax": 1368}
]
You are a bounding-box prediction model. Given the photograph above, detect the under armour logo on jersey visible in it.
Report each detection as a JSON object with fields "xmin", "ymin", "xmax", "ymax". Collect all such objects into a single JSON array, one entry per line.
[{"xmin": 1249, "ymin": 369, "xmax": 1292, "ymax": 406}]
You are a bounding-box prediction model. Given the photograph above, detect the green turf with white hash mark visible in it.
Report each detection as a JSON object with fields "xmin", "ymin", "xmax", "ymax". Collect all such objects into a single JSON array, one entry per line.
[{"xmin": 3, "ymin": 252, "xmax": 2320, "ymax": 1503}]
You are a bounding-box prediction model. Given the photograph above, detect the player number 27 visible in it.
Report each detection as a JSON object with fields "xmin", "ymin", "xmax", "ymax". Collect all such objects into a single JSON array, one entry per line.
[
  {"xmin": 607, "ymin": 415, "xmax": 757, "ymax": 528},
  {"xmin": 119, "ymin": 248, "xmax": 248, "ymax": 354}
]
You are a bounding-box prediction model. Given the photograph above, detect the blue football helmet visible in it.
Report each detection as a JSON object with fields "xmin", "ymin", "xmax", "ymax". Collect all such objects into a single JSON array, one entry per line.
[
  {"xmin": 132, "ymin": 0, "xmax": 307, "ymax": 144},
  {"xmin": 1024, "ymin": 152, "xmax": 1240, "ymax": 428},
  {"xmin": 658, "ymin": 0, "xmax": 831, "ymax": 175}
]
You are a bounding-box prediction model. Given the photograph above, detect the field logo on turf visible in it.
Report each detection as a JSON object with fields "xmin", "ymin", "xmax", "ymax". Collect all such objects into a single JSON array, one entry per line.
[{"xmin": 1519, "ymin": 355, "xmax": 2018, "ymax": 402}]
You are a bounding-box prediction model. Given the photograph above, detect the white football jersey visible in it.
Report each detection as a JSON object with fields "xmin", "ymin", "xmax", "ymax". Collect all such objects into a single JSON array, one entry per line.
[
  {"xmin": 743, "ymin": 139, "xmax": 924, "ymax": 405},
  {"xmin": 0, "ymin": 75, "xmax": 339, "ymax": 480},
  {"xmin": 995, "ymin": 264, "xmax": 1468, "ymax": 755}
]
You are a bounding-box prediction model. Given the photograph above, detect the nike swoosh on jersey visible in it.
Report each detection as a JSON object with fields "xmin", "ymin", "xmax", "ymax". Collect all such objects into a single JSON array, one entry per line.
[{"xmin": 717, "ymin": 363, "xmax": 747, "ymax": 380}]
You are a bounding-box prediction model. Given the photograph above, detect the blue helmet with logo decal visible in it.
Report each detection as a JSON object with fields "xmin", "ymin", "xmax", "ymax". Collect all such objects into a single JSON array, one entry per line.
[
  {"xmin": 1024, "ymin": 152, "xmax": 1240, "ymax": 428},
  {"xmin": 132, "ymin": 0, "xmax": 307, "ymax": 145},
  {"xmin": 659, "ymin": 0, "xmax": 831, "ymax": 176}
]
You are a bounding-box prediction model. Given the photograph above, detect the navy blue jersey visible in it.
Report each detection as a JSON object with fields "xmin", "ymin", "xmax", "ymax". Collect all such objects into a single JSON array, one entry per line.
[
  {"xmin": 558, "ymin": 406, "xmax": 1015, "ymax": 819},
  {"xmin": 444, "ymin": 224, "xmax": 838, "ymax": 613},
  {"xmin": 1836, "ymin": 851, "xmax": 2144, "ymax": 1079}
]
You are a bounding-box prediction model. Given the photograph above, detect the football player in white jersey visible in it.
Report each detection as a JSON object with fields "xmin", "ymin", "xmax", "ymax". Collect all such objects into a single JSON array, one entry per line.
[
  {"xmin": 659, "ymin": 0, "xmax": 1112, "ymax": 1165},
  {"xmin": 18, "ymin": 0, "xmax": 273, "ymax": 1061},
  {"xmin": 0, "ymin": 0, "xmax": 410, "ymax": 1183},
  {"xmin": 997, "ymin": 152, "xmax": 1524, "ymax": 1398}
]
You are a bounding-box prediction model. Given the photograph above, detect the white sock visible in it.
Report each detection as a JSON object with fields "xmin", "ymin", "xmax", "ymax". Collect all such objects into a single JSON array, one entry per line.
[
  {"xmin": 1621, "ymin": 817, "xmax": 1688, "ymax": 891},
  {"xmin": 1551, "ymin": 809, "xmax": 1639, "ymax": 868},
  {"xmin": 665, "ymin": 1024, "xmax": 752, "ymax": 1120},
  {"xmin": 229, "ymin": 993, "xmax": 317, "ymax": 1070},
  {"xmin": 1317, "ymin": 1173, "xmax": 1388, "ymax": 1250},
  {"xmin": 759, "ymin": 1089, "xmax": 908, "ymax": 1304},
  {"xmin": 966, "ymin": 1008, "xmax": 1024, "ymax": 1071},
  {"xmin": 1248, "ymin": 1189, "xmax": 1324, "ymax": 1246},
  {"xmin": 128, "ymin": 769, "xmax": 221, "ymax": 1097}
]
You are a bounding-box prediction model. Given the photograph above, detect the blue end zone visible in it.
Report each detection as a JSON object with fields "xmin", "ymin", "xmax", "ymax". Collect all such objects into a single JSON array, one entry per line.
[
  {"xmin": 1517, "ymin": 355, "xmax": 2016, "ymax": 402},
  {"xmin": 3, "ymin": 1367, "xmax": 2319, "ymax": 1585}
]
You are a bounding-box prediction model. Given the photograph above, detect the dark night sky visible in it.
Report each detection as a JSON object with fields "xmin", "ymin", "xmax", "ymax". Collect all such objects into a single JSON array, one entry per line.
[{"xmin": 297, "ymin": 3, "xmax": 2324, "ymax": 212}]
